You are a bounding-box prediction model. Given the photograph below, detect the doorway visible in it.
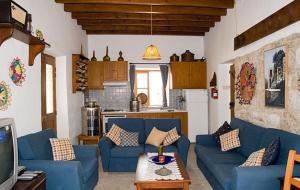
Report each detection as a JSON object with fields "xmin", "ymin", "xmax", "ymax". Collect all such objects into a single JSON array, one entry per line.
[
  {"xmin": 229, "ymin": 64, "xmax": 235, "ymax": 119},
  {"xmin": 41, "ymin": 54, "xmax": 57, "ymax": 132}
]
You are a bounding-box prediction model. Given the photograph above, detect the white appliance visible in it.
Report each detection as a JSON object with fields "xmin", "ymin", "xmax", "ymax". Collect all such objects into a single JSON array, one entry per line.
[
  {"xmin": 102, "ymin": 114, "xmax": 127, "ymax": 134},
  {"xmin": 183, "ymin": 89, "xmax": 208, "ymax": 143}
]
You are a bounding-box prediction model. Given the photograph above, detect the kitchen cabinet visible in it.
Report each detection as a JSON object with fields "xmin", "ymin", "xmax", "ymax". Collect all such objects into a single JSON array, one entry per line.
[
  {"xmin": 103, "ymin": 61, "xmax": 128, "ymax": 81},
  {"xmin": 171, "ymin": 61, "xmax": 207, "ymax": 89},
  {"xmin": 87, "ymin": 61, "xmax": 104, "ymax": 90}
]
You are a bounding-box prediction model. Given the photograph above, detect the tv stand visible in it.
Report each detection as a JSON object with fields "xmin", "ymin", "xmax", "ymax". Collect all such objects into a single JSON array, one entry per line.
[{"xmin": 12, "ymin": 173, "xmax": 46, "ymax": 190}]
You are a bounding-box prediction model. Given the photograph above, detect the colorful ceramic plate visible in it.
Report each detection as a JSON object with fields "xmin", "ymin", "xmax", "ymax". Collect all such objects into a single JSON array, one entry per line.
[
  {"xmin": 148, "ymin": 155, "xmax": 175, "ymax": 165},
  {"xmin": 9, "ymin": 57, "xmax": 26, "ymax": 86},
  {"xmin": 0, "ymin": 81, "xmax": 12, "ymax": 111}
]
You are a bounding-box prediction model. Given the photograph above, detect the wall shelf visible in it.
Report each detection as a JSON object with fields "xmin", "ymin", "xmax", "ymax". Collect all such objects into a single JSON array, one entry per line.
[{"xmin": 0, "ymin": 23, "xmax": 50, "ymax": 66}]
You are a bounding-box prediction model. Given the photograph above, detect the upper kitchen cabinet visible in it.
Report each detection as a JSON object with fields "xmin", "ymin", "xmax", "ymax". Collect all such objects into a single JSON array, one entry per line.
[
  {"xmin": 170, "ymin": 61, "xmax": 207, "ymax": 89},
  {"xmin": 87, "ymin": 61, "xmax": 104, "ymax": 90},
  {"xmin": 103, "ymin": 61, "xmax": 128, "ymax": 81}
]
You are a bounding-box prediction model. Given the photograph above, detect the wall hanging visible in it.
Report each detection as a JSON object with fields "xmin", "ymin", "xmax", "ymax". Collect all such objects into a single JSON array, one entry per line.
[
  {"xmin": 9, "ymin": 57, "xmax": 26, "ymax": 86},
  {"xmin": 0, "ymin": 81, "xmax": 12, "ymax": 111},
  {"xmin": 236, "ymin": 62, "xmax": 256, "ymax": 104},
  {"xmin": 298, "ymin": 77, "xmax": 300, "ymax": 92},
  {"xmin": 264, "ymin": 46, "xmax": 286, "ymax": 108}
]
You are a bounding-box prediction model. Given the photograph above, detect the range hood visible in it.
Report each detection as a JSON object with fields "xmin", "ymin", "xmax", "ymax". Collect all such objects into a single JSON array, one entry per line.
[{"xmin": 103, "ymin": 81, "xmax": 129, "ymax": 87}]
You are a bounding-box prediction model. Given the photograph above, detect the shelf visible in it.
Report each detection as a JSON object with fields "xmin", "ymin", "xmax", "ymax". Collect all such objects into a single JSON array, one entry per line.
[{"xmin": 0, "ymin": 23, "xmax": 50, "ymax": 66}]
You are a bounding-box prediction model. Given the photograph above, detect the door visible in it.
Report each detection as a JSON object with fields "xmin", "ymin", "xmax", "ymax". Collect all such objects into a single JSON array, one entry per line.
[
  {"xmin": 170, "ymin": 62, "xmax": 189, "ymax": 89},
  {"xmin": 229, "ymin": 64, "xmax": 235, "ymax": 119},
  {"xmin": 190, "ymin": 62, "xmax": 207, "ymax": 89},
  {"xmin": 87, "ymin": 61, "xmax": 104, "ymax": 89},
  {"xmin": 116, "ymin": 61, "xmax": 128, "ymax": 81},
  {"xmin": 41, "ymin": 54, "xmax": 57, "ymax": 132}
]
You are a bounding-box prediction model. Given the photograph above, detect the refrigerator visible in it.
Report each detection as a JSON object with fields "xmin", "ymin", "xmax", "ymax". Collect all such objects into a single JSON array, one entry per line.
[{"xmin": 183, "ymin": 89, "xmax": 208, "ymax": 143}]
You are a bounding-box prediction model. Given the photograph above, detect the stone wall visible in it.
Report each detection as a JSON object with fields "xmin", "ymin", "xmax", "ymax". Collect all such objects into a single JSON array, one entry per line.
[{"xmin": 234, "ymin": 34, "xmax": 300, "ymax": 134}]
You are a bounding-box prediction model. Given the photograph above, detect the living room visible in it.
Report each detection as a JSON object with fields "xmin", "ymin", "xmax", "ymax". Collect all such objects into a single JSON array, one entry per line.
[{"xmin": 0, "ymin": 0, "xmax": 300, "ymax": 190}]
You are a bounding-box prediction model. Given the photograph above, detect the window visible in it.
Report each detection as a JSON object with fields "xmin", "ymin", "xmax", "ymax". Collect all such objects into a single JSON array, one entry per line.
[{"xmin": 135, "ymin": 70, "xmax": 168, "ymax": 107}]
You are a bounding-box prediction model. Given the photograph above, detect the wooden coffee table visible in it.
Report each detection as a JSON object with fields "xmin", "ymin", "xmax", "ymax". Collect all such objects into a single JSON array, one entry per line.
[{"xmin": 134, "ymin": 153, "xmax": 191, "ymax": 190}]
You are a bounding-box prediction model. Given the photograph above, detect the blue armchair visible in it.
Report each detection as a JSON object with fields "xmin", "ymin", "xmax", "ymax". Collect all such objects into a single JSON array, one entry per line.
[
  {"xmin": 99, "ymin": 118, "xmax": 190, "ymax": 172},
  {"xmin": 17, "ymin": 129, "xmax": 99, "ymax": 190}
]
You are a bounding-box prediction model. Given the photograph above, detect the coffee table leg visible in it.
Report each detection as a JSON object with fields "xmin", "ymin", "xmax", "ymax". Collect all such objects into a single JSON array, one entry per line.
[{"xmin": 183, "ymin": 182, "xmax": 189, "ymax": 190}]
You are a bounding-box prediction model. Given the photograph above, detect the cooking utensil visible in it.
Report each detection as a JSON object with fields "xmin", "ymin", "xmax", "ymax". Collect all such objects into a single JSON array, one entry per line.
[{"xmin": 137, "ymin": 93, "xmax": 148, "ymax": 104}]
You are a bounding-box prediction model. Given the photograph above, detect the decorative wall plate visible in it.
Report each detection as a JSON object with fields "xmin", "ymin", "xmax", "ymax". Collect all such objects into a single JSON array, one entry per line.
[
  {"xmin": 0, "ymin": 81, "xmax": 12, "ymax": 111},
  {"xmin": 9, "ymin": 57, "xmax": 26, "ymax": 86},
  {"xmin": 236, "ymin": 62, "xmax": 257, "ymax": 104}
]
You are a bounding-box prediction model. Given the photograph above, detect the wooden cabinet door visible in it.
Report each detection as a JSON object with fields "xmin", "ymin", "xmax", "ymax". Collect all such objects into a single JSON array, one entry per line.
[
  {"xmin": 171, "ymin": 62, "xmax": 189, "ymax": 89},
  {"xmin": 103, "ymin": 62, "xmax": 117, "ymax": 81},
  {"xmin": 190, "ymin": 62, "xmax": 207, "ymax": 89},
  {"xmin": 116, "ymin": 61, "xmax": 128, "ymax": 81},
  {"xmin": 87, "ymin": 61, "xmax": 104, "ymax": 89}
]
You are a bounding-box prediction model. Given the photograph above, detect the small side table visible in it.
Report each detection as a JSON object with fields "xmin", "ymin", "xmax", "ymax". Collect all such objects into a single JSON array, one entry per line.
[
  {"xmin": 78, "ymin": 134, "xmax": 102, "ymax": 145},
  {"xmin": 12, "ymin": 173, "xmax": 46, "ymax": 190}
]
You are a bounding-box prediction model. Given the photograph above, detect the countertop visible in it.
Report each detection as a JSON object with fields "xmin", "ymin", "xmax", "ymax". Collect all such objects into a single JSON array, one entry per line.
[{"xmin": 101, "ymin": 109, "xmax": 187, "ymax": 114}]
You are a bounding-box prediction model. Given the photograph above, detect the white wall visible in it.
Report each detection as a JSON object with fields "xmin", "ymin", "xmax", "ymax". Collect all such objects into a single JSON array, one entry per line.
[
  {"xmin": 0, "ymin": 0, "xmax": 87, "ymax": 142},
  {"xmin": 205, "ymin": 0, "xmax": 300, "ymax": 132},
  {"xmin": 88, "ymin": 35, "xmax": 204, "ymax": 62}
]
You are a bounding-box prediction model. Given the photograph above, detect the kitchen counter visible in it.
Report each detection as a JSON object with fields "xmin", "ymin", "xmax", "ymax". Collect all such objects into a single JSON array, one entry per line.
[{"xmin": 101, "ymin": 109, "xmax": 187, "ymax": 114}]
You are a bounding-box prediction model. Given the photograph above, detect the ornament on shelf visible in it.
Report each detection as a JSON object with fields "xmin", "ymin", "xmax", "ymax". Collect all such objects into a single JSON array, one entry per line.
[
  {"xmin": 236, "ymin": 62, "xmax": 257, "ymax": 105},
  {"xmin": 118, "ymin": 51, "xmax": 124, "ymax": 61},
  {"xmin": 0, "ymin": 81, "xmax": 12, "ymax": 111},
  {"xmin": 103, "ymin": 46, "xmax": 111, "ymax": 61},
  {"xmin": 36, "ymin": 29, "xmax": 44, "ymax": 41},
  {"xmin": 9, "ymin": 57, "xmax": 26, "ymax": 86},
  {"xmin": 91, "ymin": 50, "xmax": 97, "ymax": 61},
  {"xmin": 298, "ymin": 77, "xmax": 300, "ymax": 91}
]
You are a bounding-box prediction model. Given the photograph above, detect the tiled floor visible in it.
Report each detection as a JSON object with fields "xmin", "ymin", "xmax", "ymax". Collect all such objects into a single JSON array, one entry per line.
[{"xmin": 94, "ymin": 144, "xmax": 212, "ymax": 190}]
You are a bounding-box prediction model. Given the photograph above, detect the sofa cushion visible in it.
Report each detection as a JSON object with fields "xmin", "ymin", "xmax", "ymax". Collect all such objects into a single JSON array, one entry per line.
[
  {"xmin": 230, "ymin": 118, "xmax": 266, "ymax": 157},
  {"xmin": 107, "ymin": 118, "xmax": 145, "ymax": 144},
  {"xmin": 262, "ymin": 137, "xmax": 280, "ymax": 166},
  {"xmin": 120, "ymin": 130, "xmax": 139, "ymax": 147},
  {"xmin": 220, "ymin": 129, "xmax": 240, "ymax": 151},
  {"xmin": 260, "ymin": 128, "xmax": 300, "ymax": 164},
  {"xmin": 240, "ymin": 148, "xmax": 265, "ymax": 167},
  {"xmin": 17, "ymin": 129, "xmax": 56, "ymax": 160},
  {"xmin": 213, "ymin": 121, "xmax": 232, "ymax": 147},
  {"xmin": 75, "ymin": 157, "xmax": 98, "ymax": 183},
  {"xmin": 145, "ymin": 144, "xmax": 178, "ymax": 153},
  {"xmin": 144, "ymin": 119, "xmax": 181, "ymax": 138},
  {"xmin": 106, "ymin": 124, "xmax": 124, "ymax": 146},
  {"xmin": 163, "ymin": 127, "xmax": 181, "ymax": 146},
  {"xmin": 146, "ymin": 127, "xmax": 168, "ymax": 147},
  {"xmin": 110, "ymin": 145, "xmax": 144, "ymax": 158},
  {"xmin": 50, "ymin": 138, "xmax": 75, "ymax": 161},
  {"xmin": 195, "ymin": 145, "xmax": 246, "ymax": 165}
]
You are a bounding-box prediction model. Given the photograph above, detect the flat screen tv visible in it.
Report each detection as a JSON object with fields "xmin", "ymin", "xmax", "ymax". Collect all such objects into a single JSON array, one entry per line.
[{"xmin": 0, "ymin": 118, "xmax": 18, "ymax": 190}]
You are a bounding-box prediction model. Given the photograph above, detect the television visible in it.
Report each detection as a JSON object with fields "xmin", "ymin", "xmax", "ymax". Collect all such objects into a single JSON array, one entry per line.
[{"xmin": 0, "ymin": 118, "xmax": 18, "ymax": 190}]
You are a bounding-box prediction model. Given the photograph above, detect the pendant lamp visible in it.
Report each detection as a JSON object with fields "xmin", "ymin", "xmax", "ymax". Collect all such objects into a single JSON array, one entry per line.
[{"xmin": 143, "ymin": 4, "xmax": 161, "ymax": 60}]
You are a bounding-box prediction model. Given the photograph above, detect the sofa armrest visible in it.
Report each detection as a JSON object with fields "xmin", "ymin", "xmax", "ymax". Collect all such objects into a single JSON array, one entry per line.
[
  {"xmin": 98, "ymin": 137, "xmax": 113, "ymax": 172},
  {"xmin": 19, "ymin": 159, "xmax": 83, "ymax": 190},
  {"xmin": 232, "ymin": 165, "xmax": 300, "ymax": 190},
  {"xmin": 176, "ymin": 135, "xmax": 190, "ymax": 167},
  {"xmin": 73, "ymin": 145, "xmax": 98, "ymax": 159},
  {"xmin": 196, "ymin": 135, "xmax": 217, "ymax": 146}
]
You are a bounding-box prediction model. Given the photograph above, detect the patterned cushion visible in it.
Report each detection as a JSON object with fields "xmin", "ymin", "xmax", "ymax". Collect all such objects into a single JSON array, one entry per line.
[
  {"xmin": 212, "ymin": 121, "xmax": 232, "ymax": 147},
  {"xmin": 163, "ymin": 127, "xmax": 181, "ymax": 146},
  {"xmin": 146, "ymin": 127, "xmax": 168, "ymax": 147},
  {"xmin": 106, "ymin": 123, "xmax": 124, "ymax": 145},
  {"xmin": 240, "ymin": 148, "xmax": 266, "ymax": 167},
  {"xmin": 262, "ymin": 137, "xmax": 280, "ymax": 166},
  {"xmin": 49, "ymin": 138, "xmax": 75, "ymax": 161},
  {"xmin": 220, "ymin": 129, "xmax": 241, "ymax": 151},
  {"xmin": 120, "ymin": 130, "xmax": 139, "ymax": 147}
]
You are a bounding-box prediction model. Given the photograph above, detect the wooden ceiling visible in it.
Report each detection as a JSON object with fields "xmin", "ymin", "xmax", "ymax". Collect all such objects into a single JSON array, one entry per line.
[{"xmin": 55, "ymin": 0, "xmax": 234, "ymax": 36}]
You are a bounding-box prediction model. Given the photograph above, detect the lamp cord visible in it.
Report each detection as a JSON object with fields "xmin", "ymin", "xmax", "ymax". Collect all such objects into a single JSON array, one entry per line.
[{"xmin": 151, "ymin": 4, "xmax": 153, "ymax": 36}]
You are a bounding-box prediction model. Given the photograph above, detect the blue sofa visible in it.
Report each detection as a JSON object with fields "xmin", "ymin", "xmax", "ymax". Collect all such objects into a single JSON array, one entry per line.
[
  {"xmin": 99, "ymin": 118, "xmax": 190, "ymax": 172},
  {"xmin": 195, "ymin": 118, "xmax": 300, "ymax": 190},
  {"xmin": 17, "ymin": 129, "xmax": 99, "ymax": 190}
]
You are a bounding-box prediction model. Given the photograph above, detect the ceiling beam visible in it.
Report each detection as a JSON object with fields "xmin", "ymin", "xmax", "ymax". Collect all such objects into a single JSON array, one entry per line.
[
  {"xmin": 56, "ymin": 0, "xmax": 234, "ymax": 9},
  {"xmin": 78, "ymin": 19, "xmax": 215, "ymax": 27},
  {"xmin": 72, "ymin": 13, "xmax": 221, "ymax": 22},
  {"xmin": 82, "ymin": 25, "xmax": 210, "ymax": 32},
  {"xmin": 86, "ymin": 30, "xmax": 205, "ymax": 36},
  {"xmin": 64, "ymin": 4, "xmax": 227, "ymax": 16}
]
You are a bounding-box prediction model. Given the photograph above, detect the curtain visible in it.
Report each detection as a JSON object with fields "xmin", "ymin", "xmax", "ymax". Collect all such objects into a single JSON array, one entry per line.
[
  {"xmin": 160, "ymin": 65, "xmax": 169, "ymax": 107},
  {"xmin": 129, "ymin": 65, "xmax": 136, "ymax": 99}
]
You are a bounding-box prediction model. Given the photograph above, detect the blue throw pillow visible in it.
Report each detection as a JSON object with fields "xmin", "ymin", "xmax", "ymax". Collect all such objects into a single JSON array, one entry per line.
[
  {"xmin": 212, "ymin": 121, "xmax": 232, "ymax": 147},
  {"xmin": 120, "ymin": 130, "xmax": 139, "ymax": 147},
  {"xmin": 262, "ymin": 137, "xmax": 280, "ymax": 166}
]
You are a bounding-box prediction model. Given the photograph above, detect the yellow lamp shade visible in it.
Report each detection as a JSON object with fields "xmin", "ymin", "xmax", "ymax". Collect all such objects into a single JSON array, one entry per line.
[{"xmin": 143, "ymin": 44, "xmax": 161, "ymax": 60}]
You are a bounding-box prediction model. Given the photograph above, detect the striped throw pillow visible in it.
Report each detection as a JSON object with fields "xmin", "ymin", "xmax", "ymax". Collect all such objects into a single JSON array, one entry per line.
[
  {"xmin": 163, "ymin": 127, "xmax": 181, "ymax": 146},
  {"xmin": 240, "ymin": 148, "xmax": 266, "ymax": 167},
  {"xmin": 120, "ymin": 130, "xmax": 139, "ymax": 147},
  {"xmin": 106, "ymin": 123, "xmax": 124, "ymax": 146},
  {"xmin": 50, "ymin": 138, "xmax": 75, "ymax": 161},
  {"xmin": 220, "ymin": 129, "xmax": 240, "ymax": 151}
]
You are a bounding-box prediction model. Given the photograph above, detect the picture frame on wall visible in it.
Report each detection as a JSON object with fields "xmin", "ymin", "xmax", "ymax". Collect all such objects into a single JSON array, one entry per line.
[
  {"xmin": 264, "ymin": 46, "xmax": 287, "ymax": 108},
  {"xmin": 11, "ymin": 1, "xmax": 28, "ymax": 31}
]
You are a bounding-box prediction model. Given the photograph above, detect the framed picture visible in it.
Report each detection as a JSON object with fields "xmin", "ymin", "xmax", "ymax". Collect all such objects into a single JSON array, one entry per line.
[
  {"xmin": 264, "ymin": 46, "xmax": 287, "ymax": 108},
  {"xmin": 11, "ymin": 1, "xmax": 27, "ymax": 30}
]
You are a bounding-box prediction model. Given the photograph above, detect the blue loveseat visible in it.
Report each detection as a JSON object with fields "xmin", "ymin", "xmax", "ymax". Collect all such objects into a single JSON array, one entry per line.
[
  {"xmin": 195, "ymin": 118, "xmax": 300, "ymax": 190},
  {"xmin": 17, "ymin": 129, "xmax": 99, "ymax": 190},
  {"xmin": 99, "ymin": 118, "xmax": 190, "ymax": 172}
]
